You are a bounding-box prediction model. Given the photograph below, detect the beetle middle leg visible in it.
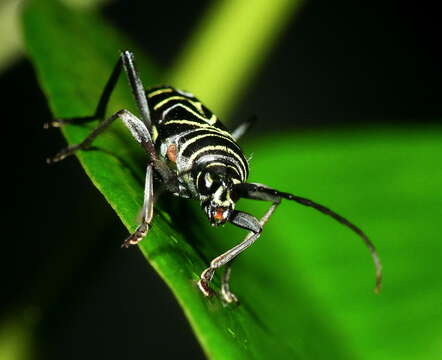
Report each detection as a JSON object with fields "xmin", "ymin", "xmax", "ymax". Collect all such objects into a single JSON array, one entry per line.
[
  {"xmin": 48, "ymin": 108, "xmax": 177, "ymax": 247},
  {"xmin": 122, "ymin": 163, "xmax": 155, "ymax": 247},
  {"xmin": 47, "ymin": 108, "xmax": 161, "ymax": 166},
  {"xmin": 47, "ymin": 109, "xmax": 137, "ymax": 163}
]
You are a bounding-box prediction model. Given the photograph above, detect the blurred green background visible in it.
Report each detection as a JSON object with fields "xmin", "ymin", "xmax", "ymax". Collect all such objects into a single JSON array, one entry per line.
[{"xmin": 1, "ymin": 0, "xmax": 441, "ymax": 359}]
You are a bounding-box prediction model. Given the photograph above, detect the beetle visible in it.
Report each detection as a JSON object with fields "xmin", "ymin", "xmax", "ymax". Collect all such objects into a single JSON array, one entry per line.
[{"xmin": 48, "ymin": 51, "xmax": 382, "ymax": 303}]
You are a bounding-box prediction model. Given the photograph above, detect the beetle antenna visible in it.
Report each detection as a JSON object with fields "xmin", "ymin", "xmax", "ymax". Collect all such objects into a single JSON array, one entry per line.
[
  {"xmin": 279, "ymin": 191, "xmax": 382, "ymax": 293},
  {"xmin": 236, "ymin": 184, "xmax": 382, "ymax": 293}
]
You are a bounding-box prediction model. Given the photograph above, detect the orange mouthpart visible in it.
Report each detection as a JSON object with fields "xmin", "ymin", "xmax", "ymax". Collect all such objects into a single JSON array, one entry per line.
[{"xmin": 213, "ymin": 208, "xmax": 224, "ymax": 221}]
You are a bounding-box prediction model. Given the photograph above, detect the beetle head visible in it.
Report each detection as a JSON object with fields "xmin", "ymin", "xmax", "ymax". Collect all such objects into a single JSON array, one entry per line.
[{"xmin": 198, "ymin": 170, "xmax": 236, "ymax": 226}]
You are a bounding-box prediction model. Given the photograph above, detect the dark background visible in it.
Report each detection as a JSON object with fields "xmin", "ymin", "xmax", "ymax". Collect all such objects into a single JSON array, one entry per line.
[{"xmin": 2, "ymin": 0, "xmax": 440, "ymax": 358}]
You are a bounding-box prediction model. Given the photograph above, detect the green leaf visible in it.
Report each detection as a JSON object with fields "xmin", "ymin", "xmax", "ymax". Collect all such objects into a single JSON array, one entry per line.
[
  {"xmin": 234, "ymin": 127, "xmax": 442, "ymax": 360},
  {"xmin": 22, "ymin": 0, "xmax": 442, "ymax": 359}
]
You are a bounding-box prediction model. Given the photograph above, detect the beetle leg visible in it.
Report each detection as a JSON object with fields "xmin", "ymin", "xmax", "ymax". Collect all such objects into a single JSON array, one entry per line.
[
  {"xmin": 230, "ymin": 116, "xmax": 258, "ymax": 141},
  {"xmin": 197, "ymin": 211, "xmax": 261, "ymax": 300},
  {"xmin": 120, "ymin": 50, "xmax": 152, "ymax": 130},
  {"xmin": 47, "ymin": 109, "xmax": 151, "ymax": 161},
  {"xmin": 220, "ymin": 262, "xmax": 241, "ymax": 304},
  {"xmin": 45, "ymin": 55, "xmax": 124, "ymax": 128},
  {"xmin": 48, "ymin": 109, "xmax": 174, "ymax": 185},
  {"xmin": 230, "ymin": 115, "xmax": 257, "ymax": 141},
  {"xmin": 122, "ymin": 163, "xmax": 154, "ymax": 247},
  {"xmin": 198, "ymin": 201, "xmax": 280, "ymax": 303},
  {"xmin": 46, "ymin": 51, "xmax": 152, "ymax": 130}
]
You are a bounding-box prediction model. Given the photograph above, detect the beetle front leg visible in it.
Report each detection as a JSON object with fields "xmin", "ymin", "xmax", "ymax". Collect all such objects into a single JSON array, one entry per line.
[
  {"xmin": 220, "ymin": 263, "xmax": 237, "ymax": 304},
  {"xmin": 198, "ymin": 201, "xmax": 280, "ymax": 303}
]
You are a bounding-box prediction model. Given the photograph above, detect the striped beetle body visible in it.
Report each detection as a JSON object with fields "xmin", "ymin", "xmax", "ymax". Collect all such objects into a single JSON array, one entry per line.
[
  {"xmin": 49, "ymin": 51, "xmax": 382, "ymax": 303},
  {"xmin": 148, "ymin": 86, "xmax": 247, "ymax": 225}
]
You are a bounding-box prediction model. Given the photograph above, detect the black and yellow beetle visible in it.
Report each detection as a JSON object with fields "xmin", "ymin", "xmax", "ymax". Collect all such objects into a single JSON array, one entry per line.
[{"xmin": 48, "ymin": 51, "xmax": 382, "ymax": 303}]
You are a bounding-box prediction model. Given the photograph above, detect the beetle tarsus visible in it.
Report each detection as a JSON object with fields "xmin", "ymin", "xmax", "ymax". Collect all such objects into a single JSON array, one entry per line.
[
  {"xmin": 122, "ymin": 223, "xmax": 148, "ymax": 248},
  {"xmin": 198, "ymin": 268, "xmax": 215, "ymax": 297}
]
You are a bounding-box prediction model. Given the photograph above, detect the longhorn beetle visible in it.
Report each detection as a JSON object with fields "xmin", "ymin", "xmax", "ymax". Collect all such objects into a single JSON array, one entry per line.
[{"xmin": 48, "ymin": 51, "xmax": 382, "ymax": 303}]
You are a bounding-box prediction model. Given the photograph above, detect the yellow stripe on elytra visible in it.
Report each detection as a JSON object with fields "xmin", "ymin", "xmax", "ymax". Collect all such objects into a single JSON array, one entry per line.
[
  {"xmin": 188, "ymin": 101, "xmax": 217, "ymax": 124},
  {"xmin": 187, "ymin": 145, "xmax": 247, "ymax": 180},
  {"xmin": 206, "ymin": 161, "xmax": 241, "ymax": 178},
  {"xmin": 147, "ymin": 88, "xmax": 173, "ymax": 98},
  {"xmin": 154, "ymin": 96, "xmax": 189, "ymax": 110},
  {"xmin": 174, "ymin": 103, "xmax": 216, "ymax": 124},
  {"xmin": 179, "ymin": 132, "xmax": 235, "ymax": 158},
  {"xmin": 157, "ymin": 99, "xmax": 218, "ymax": 125},
  {"xmin": 163, "ymin": 119, "xmax": 232, "ymax": 138}
]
